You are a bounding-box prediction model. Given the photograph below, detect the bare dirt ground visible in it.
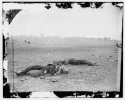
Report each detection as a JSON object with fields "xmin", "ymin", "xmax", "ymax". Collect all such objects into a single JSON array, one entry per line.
[{"xmin": 7, "ymin": 45, "xmax": 120, "ymax": 92}]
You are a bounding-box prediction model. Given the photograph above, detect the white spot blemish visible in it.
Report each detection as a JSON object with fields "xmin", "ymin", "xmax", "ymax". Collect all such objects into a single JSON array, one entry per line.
[{"xmin": 30, "ymin": 92, "xmax": 57, "ymax": 98}]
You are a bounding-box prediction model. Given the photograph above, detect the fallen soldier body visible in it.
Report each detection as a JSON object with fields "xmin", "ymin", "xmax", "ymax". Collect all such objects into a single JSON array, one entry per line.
[
  {"xmin": 67, "ymin": 59, "xmax": 97, "ymax": 66},
  {"xmin": 13, "ymin": 64, "xmax": 70, "ymax": 78}
]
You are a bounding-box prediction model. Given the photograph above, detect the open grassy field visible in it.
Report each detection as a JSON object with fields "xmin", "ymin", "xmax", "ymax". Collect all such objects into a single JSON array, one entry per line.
[{"xmin": 7, "ymin": 41, "xmax": 120, "ymax": 92}]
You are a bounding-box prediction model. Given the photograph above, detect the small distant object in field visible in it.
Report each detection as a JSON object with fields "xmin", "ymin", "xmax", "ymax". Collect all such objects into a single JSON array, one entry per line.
[
  {"xmin": 20, "ymin": 79, "xmax": 24, "ymax": 82},
  {"xmin": 99, "ymin": 55, "xmax": 103, "ymax": 57},
  {"xmin": 51, "ymin": 80, "xmax": 58, "ymax": 82},
  {"xmin": 116, "ymin": 43, "xmax": 122, "ymax": 48},
  {"xmin": 24, "ymin": 40, "xmax": 30, "ymax": 44},
  {"xmin": 92, "ymin": 55, "xmax": 103, "ymax": 57},
  {"xmin": 20, "ymin": 78, "xmax": 27, "ymax": 82},
  {"xmin": 109, "ymin": 59, "xmax": 117, "ymax": 62},
  {"xmin": 40, "ymin": 76, "xmax": 45, "ymax": 79},
  {"xmin": 110, "ymin": 56, "xmax": 112, "ymax": 57}
]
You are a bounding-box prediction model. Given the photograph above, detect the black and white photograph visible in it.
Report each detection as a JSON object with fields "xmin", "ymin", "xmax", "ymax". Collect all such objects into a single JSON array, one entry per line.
[{"xmin": 2, "ymin": 2, "xmax": 123, "ymax": 98}]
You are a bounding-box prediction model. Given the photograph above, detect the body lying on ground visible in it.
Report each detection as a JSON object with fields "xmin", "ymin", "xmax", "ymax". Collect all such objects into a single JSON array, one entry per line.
[
  {"xmin": 13, "ymin": 64, "xmax": 70, "ymax": 78},
  {"xmin": 53, "ymin": 58, "xmax": 97, "ymax": 66},
  {"xmin": 67, "ymin": 59, "xmax": 97, "ymax": 66}
]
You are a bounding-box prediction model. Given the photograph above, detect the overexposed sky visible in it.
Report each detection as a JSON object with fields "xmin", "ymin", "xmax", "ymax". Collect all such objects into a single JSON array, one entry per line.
[{"xmin": 5, "ymin": 3, "xmax": 122, "ymax": 40}]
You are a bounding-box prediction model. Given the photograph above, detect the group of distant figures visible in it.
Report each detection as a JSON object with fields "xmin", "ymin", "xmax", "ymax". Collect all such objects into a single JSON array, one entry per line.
[
  {"xmin": 24, "ymin": 40, "xmax": 122, "ymax": 48},
  {"xmin": 4, "ymin": 37, "xmax": 122, "ymax": 48}
]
